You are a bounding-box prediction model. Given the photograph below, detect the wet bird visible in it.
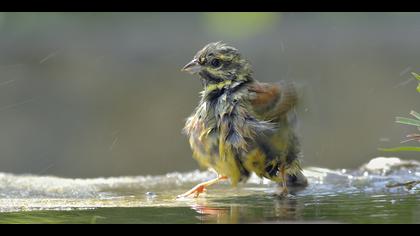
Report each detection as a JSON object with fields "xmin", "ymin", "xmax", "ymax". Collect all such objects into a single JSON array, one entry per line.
[{"xmin": 179, "ymin": 42, "xmax": 307, "ymax": 198}]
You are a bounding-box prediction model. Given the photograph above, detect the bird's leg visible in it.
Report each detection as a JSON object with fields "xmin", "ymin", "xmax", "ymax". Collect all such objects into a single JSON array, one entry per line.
[
  {"xmin": 177, "ymin": 175, "xmax": 228, "ymax": 198},
  {"xmin": 279, "ymin": 164, "xmax": 289, "ymax": 196}
]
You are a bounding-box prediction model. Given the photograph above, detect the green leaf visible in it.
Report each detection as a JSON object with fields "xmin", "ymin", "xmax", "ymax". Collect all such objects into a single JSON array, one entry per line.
[
  {"xmin": 412, "ymin": 72, "xmax": 420, "ymax": 81},
  {"xmin": 379, "ymin": 146, "xmax": 420, "ymax": 152},
  {"xmin": 410, "ymin": 110, "xmax": 420, "ymax": 120},
  {"xmin": 395, "ymin": 116, "xmax": 420, "ymax": 127},
  {"xmin": 412, "ymin": 73, "xmax": 420, "ymax": 93}
]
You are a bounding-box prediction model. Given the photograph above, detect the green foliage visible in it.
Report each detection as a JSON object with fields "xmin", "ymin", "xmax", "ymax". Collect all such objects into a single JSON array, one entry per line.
[
  {"xmin": 413, "ymin": 72, "xmax": 420, "ymax": 93},
  {"xmin": 395, "ymin": 116, "xmax": 420, "ymax": 127},
  {"xmin": 381, "ymin": 72, "xmax": 420, "ymax": 153},
  {"xmin": 409, "ymin": 110, "xmax": 420, "ymax": 120},
  {"xmin": 379, "ymin": 146, "xmax": 420, "ymax": 152}
]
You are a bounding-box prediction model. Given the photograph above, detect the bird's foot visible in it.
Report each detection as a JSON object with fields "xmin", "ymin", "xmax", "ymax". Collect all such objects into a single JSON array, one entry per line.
[
  {"xmin": 176, "ymin": 175, "xmax": 228, "ymax": 199},
  {"xmin": 276, "ymin": 179, "xmax": 291, "ymax": 198},
  {"xmin": 275, "ymin": 189, "xmax": 294, "ymax": 199},
  {"xmin": 277, "ymin": 187, "xmax": 289, "ymax": 197},
  {"xmin": 276, "ymin": 165, "xmax": 291, "ymax": 198},
  {"xmin": 177, "ymin": 183, "xmax": 207, "ymax": 199}
]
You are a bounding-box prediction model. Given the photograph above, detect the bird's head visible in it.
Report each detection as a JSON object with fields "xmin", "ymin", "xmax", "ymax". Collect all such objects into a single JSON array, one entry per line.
[{"xmin": 182, "ymin": 42, "xmax": 253, "ymax": 92}]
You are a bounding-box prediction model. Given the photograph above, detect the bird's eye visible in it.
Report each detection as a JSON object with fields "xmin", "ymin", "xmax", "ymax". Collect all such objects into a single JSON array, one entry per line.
[{"xmin": 210, "ymin": 59, "xmax": 221, "ymax": 68}]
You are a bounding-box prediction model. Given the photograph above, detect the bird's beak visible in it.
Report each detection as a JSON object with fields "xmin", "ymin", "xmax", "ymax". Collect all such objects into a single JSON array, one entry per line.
[{"xmin": 181, "ymin": 59, "xmax": 201, "ymax": 74}]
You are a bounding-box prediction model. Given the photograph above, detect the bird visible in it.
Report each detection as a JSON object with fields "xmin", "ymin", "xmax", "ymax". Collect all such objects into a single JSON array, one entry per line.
[{"xmin": 178, "ymin": 42, "xmax": 307, "ymax": 198}]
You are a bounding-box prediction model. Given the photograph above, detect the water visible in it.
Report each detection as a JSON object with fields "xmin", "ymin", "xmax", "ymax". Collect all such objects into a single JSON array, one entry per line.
[{"xmin": 0, "ymin": 157, "xmax": 419, "ymax": 224}]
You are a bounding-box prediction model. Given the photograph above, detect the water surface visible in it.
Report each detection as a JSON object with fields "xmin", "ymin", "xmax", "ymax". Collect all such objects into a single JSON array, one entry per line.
[{"xmin": 0, "ymin": 157, "xmax": 419, "ymax": 223}]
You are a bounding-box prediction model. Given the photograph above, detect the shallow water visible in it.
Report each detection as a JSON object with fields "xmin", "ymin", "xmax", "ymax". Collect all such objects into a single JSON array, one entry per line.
[{"xmin": 0, "ymin": 157, "xmax": 419, "ymax": 224}]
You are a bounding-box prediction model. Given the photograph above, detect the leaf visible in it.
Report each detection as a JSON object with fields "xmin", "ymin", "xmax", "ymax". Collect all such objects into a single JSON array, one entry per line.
[
  {"xmin": 417, "ymin": 83, "xmax": 420, "ymax": 93},
  {"xmin": 401, "ymin": 138, "xmax": 420, "ymax": 144},
  {"xmin": 379, "ymin": 146, "xmax": 420, "ymax": 152},
  {"xmin": 395, "ymin": 116, "xmax": 420, "ymax": 127},
  {"xmin": 410, "ymin": 110, "xmax": 420, "ymax": 120},
  {"xmin": 401, "ymin": 133, "xmax": 420, "ymax": 143},
  {"xmin": 412, "ymin": 72, "xmax": 420, "ymax": 81},
  {"xmin": 406, "ymin": 133, "xmax": 420, "ymax": 137}
]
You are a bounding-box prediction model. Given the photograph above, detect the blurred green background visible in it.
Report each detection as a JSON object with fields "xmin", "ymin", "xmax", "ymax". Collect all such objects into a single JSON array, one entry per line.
[{"xmin": 0, "ymin": 12, "xmax": 419, "ymax": 178}]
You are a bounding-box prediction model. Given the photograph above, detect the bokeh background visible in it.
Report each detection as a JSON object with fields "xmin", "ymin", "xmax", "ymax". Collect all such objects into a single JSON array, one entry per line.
[{"xmin": 0, "ymin": 12, "xmax": 419, "ymax": 178}]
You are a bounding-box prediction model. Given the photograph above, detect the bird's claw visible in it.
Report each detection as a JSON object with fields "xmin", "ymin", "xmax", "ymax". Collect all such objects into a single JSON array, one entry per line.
[
  {"xmin": 177, "ymin": 184, "xmax": 206, "ymax": 199},
  {"xmin": 176, "ymin": 176, "xmax": 227, "ymax": 199},
  {"xmin": 277, "ymin": 190, "xmax": 290, "ymax": 198},
  {"xmin": 276, "ymin": 185, "xmax": 291, "ymax": 198}
]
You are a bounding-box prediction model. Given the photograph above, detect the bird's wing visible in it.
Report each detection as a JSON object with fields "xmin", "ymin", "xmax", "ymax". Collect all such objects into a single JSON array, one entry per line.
[{"xmin": 247, "ymin": 81, "xmax": 298, "ymax": 121}]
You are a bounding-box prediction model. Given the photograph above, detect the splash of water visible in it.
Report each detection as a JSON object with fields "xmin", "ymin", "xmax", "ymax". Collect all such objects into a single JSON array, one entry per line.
[{"xmin": 0, "ymin": 157, "xmax": 418, "ymax": 213}]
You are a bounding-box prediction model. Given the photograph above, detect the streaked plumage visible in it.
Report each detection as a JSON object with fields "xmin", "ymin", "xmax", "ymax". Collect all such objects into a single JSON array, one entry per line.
[{"xmin": 180, "ymin": 42, "xmax": 307, "ymax": 197}]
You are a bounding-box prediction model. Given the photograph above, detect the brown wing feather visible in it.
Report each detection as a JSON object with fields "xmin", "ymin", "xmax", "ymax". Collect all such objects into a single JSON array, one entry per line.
[{"xmin": 248, "ymin": 81, "xmax": 298, "ymax": 120}]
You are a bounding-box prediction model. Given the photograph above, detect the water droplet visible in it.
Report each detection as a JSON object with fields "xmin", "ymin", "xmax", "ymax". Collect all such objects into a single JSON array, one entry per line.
[{"xmin": 145, "ymin": 192, "xmax": 157, "ymax": 197}]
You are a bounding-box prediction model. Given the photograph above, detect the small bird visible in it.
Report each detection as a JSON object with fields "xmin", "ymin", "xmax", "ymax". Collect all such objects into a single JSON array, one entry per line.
[{"xmin": 179, "ymin": 42, "xmax": 307, "ymax": 198}]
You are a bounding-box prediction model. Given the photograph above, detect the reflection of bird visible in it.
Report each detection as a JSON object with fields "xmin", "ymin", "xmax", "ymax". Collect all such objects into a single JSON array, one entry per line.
[
  {"xmin": 179, "ymin": 42, "xmax": 307, "ymax": 198},
  {"xmin": 190, "ymin": 196, "xmax": 302, "ymax": 223}
]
